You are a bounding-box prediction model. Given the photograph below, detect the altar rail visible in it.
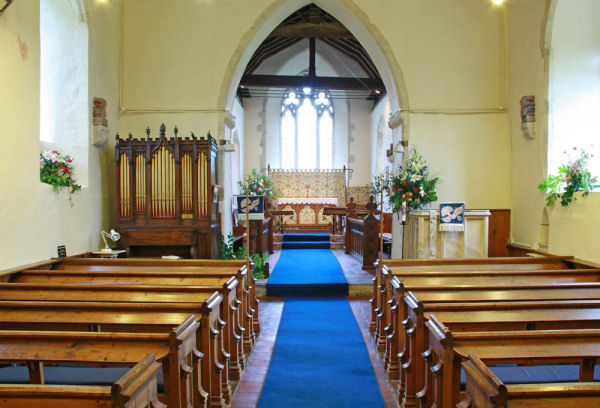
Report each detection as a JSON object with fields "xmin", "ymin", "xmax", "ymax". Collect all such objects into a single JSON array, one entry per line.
[{"xmin": 115, "ymin": 124, "xmax": 219, "ymax": 258}]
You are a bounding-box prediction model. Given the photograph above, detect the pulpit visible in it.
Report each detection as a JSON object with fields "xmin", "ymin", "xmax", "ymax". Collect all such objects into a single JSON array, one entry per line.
[
  {"xmin": 402, "ymin": 209, "xmax": 490, "ymax": 259},
  {"xmin": 276, "ymin": 197, "xmax": 339, "ymax": 232}
]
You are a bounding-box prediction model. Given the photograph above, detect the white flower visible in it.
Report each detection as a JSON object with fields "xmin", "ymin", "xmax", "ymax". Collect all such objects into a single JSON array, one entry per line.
[{"xmin": 410, "ymin": 174, "xmax": 421, "ymax": 182}]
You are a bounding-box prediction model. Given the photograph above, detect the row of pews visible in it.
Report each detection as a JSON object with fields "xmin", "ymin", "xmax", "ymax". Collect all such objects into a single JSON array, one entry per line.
[
  {"xmin": 371, "ymin": 255, "xmax": 600, "ymax": 407},
  {"xmin": 0, "ymin": 256, "xmax": 260, "ymax": 408}
]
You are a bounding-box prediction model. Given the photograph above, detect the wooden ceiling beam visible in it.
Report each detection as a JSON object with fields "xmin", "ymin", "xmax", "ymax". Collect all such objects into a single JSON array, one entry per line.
[
  {"xmin": 240, "ymin": 74, "xmax": 384, "ymax": 91},
  {"xmin": 321, "ymin": 38, "xmax": 380, "ymax": 79},
  {"xmin": 268, "ymin": 22, "xmax": 353, "ymax": 39}
]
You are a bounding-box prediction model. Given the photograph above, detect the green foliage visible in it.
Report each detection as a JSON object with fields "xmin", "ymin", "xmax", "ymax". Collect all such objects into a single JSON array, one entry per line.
[
  {"xmin": 40, "ymin": 150, "xmax": 81, "ymax": 195},
  {"xmin": 250, "ymin": 252, "xmax": 268, "ymax": 280},
  {"xmin": 217, "ymin": 234, "xmax": 268, "ymax": 280},
  {"xmin": 538, "ymin": 149, "xmax": 598, "ymax": 207},
  {"xmin": 217, "ymin": 234, "xmax": 246, "ymax": 260}
]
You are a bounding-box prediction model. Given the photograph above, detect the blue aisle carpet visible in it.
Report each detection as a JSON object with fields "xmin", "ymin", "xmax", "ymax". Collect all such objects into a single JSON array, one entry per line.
[
  {"xmin": 266, "ymin": 247, "xmax": 348, "ymax": 297},
  {"xmin": 257, "ymin": 298, "xmax": 385, "ymax": 408}
]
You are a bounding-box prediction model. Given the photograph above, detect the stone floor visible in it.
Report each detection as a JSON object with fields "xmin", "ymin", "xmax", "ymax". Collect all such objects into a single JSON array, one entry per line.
[{"xmin": 231, "ymin": 250, "xmax": 397, "ymax": 408}]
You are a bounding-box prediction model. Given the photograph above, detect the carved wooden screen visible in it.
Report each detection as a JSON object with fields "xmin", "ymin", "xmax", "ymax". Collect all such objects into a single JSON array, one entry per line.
[{"xmin": 115, "ymin": 123, "xmax": 218, "ymax": 225}]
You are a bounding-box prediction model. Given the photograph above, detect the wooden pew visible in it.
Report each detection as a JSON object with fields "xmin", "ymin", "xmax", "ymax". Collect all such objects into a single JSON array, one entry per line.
[
  {"xmin": 404, "ymin": 299, "xmax": 600, "ymax": 408},
  {"xmin": 372, "ymin": 255, "xmax": 575, "ymax": 339},
  {"xmin": 26, "ymin": 256, "xmax": 261, "ymax": 338},
  {"xmin": 0, "ymin": 317, "xmax": 200, "ymax": 408},
  {"xmin": 0, "ymin": 299, "xmax": 232, "ymax": 407},
  {"xmin": 0, "ymin": 353, "xmax": 164, "ymax": 408},
  {"xmin": 0, "ymin": 281, "xmax": 240, "ymax": 402},
  {"xmin": 377, "ymin": 267, "xmax": 600, "ymax": 364},
  {"xmin": 385, "ymin": 278, "xmax": 600, "ymax": 380},
  {"xmin": 10, "ymin": 268, "xmax": 257, "ymax": 354},
  {"xmin": 459, "ymin": 353, "xmax": 600, "ymax": 408},
  {"xmin": 0, "ymin": 281, "xmax": 246, "ymax": 382},
  {"xmin": 426, "ymin": 318, "xmax": 600, "ymax": 408},
  {"xmin": 374, "ymin": 262, "xmax": 599, "ymax": 353}
]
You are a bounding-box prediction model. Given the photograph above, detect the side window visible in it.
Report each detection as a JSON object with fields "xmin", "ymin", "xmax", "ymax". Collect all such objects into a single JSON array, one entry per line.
[{"xmin": 40, "ymin": 0, "xmax": 89, "ymax": 185}]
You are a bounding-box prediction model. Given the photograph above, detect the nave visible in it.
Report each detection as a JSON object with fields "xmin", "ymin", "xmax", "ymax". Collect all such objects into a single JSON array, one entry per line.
[{"xmin": 232, "ymin": 234, "xmax": 393, "ymax": 407}]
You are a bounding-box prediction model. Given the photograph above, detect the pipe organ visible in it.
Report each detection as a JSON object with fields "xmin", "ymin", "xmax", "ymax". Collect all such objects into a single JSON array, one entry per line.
[{"xmin": 115, "ymin": 123, "xmax": 218, "ymax": 258}]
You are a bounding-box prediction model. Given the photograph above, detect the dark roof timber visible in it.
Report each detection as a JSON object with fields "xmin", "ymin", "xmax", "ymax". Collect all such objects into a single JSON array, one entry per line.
[{"xmin": 239, "ymin": 4, "xmax": 385, "ymax": 101}]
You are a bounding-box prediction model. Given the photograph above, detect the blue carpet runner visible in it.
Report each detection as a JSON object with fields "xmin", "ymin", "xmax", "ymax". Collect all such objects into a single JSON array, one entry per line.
[
  {"xmin": 266, "ymin": 246, "xmax": 348, "ymax": 297},
  {"xmin": 257, "ymin": 298, "xmax": 385, "ymax": 407}
]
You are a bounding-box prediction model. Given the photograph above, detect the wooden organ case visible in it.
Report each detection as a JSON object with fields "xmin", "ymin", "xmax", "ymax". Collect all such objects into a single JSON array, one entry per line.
[{"xmin": 115, "ymin": 124, "xmax": 219, "ymax": 258}]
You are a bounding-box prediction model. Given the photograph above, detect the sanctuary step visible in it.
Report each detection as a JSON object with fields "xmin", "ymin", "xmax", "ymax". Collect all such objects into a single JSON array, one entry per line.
[
  {"xmin": 282, "ymin": 233, "xmax": 329, "ymax": 249},
  {"xmin": 274, "ymin": 233, "xmax": 344, "ymax": 250}
]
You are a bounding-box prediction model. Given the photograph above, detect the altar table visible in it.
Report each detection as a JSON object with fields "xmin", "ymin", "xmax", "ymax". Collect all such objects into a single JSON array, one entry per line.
[{"xmin": 276, "ymin": 198, "xmax": 339, "ymax": 231}]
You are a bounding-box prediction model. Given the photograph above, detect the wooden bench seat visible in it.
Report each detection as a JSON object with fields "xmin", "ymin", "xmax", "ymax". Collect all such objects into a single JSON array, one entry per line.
[
  {"xmin": 0, "ymin": 292, "xmax": 230, "ymax": 407},
  {"xmin": 460, "ymin": 354, "xmax": 600, "ymax": 408},
  {"xmin": 5, "ymin": 257, "xmax": 260, "ymax": 338},
  {"xmin": 0, "ymin": 353, "xmax": 164, "ymax": 408},
  {"xmin": 10, "ymin": 269, "xmax": 257, "ymax": 354},
  {"xmin": 0, "ymin": 317, "xmax": 200, "ymax": 408},
  {"xmin": 375, "ymin": 269, "xmax": 600, "ymax": 357},
  {"xmin": 11, "ymin": 266, "xmax": 259, "ymax": 343},
  {"xmin": 0, "ymin": 281, "xmax": 246, "ymax": 383},
  {"xmin": 427, "ymin": 318, "xmax": 600, "ymax": 408},
  {"xmin": 384, "ymin": 279, "xmax": 600, "ymax": 379},
  {"xmin": 403, "ymin": 299, "xmax": 600, "ymax": 408},
  {"xmin": 373, "ymin": 255, "xmax": 577, "ymax": 338}
]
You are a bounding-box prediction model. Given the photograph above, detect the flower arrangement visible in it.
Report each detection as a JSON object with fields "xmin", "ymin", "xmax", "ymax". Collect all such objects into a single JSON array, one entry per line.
[
  {"xmin": 40, "ymin": 149, "xmax": 81, "ymax": 194},
  {"xmin": 538, "ymin": 148, "xmax": 598, "ymax": 207},
  {"xmin": 384, "ymin": 148, "xmax": 438, "ymax": 215},
  {"xmin": 239, "ymin": 168, "xmax": 276, "ymax": 201}
]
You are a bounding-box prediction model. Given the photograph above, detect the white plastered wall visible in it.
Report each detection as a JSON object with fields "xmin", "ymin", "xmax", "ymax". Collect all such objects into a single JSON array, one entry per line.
[
  {"xmin": 0, "ymin": 0, "xmax": 121, "ymax": 271},
  {"xmin": 508, "ymin": 0, "xmax": 600, "ymax": 263}
]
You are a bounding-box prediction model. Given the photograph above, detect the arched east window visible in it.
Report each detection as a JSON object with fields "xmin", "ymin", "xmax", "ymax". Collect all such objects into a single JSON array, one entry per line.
[{"xmin": 281, "ymin": 88, "xmax": 333, "ymax": 169}]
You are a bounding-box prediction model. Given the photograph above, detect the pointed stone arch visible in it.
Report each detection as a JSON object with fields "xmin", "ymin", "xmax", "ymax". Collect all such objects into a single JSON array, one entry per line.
[{"xmin": 216, "ymin": 0, "xmax": 409, "ymax": 137}]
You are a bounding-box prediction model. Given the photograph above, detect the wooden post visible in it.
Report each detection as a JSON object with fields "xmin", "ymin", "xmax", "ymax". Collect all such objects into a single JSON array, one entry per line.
[
  {"xmin": 379, "ymin": 175, "xmax": 384, "ymax": 268},
  {"xmin": 245, "ymin": 182, "xmax": 250, "ymax": 272}
]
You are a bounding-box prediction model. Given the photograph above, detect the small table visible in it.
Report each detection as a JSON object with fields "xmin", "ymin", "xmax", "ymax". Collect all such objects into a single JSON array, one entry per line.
[
  {"xmin": 323, "ymin": 207, "xmax": 347, "ymax": 235},
  {"xmin": 92, "ymin": 249, "xmax": 126, "ymax": 259}
]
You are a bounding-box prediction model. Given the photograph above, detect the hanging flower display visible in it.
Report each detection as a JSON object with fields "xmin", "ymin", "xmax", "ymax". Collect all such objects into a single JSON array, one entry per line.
[
  {"xmin": 40, "ymin": 149, "xmax": 81, "ymax": 194},
  {"xmin": 538, "ymin": 148, "xmax": 598, "ymax": 207}
]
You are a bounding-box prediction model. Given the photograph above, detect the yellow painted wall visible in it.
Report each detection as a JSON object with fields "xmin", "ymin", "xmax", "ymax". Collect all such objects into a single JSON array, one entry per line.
[
  {"xmin": 0, "ymin": 0, "xmax": 120, "ymax": 270},
  {"xmin": 19, "ymin": 0, "xmax": 600, "ymax": 267},
  {"xmin": 120, "ymin": 0, "xmax": 511, "ymax": 210}
]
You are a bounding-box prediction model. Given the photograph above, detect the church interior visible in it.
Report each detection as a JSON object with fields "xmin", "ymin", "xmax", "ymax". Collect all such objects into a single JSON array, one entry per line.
[{"xmin": 1, "ymin": 0, "xmax": 600, "ymax": 407}]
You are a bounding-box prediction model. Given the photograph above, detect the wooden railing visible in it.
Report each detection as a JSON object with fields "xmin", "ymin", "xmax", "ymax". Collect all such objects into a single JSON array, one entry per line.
[
  {"xmin": 249, "ymin": 218, "xmax": 274, "ymax": 256},
  {"xmin": 345, "ymin": 196, "xmax": 379, "ymax": 271}
]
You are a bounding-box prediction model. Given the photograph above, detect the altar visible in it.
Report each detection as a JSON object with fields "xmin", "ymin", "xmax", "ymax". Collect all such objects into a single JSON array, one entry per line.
[{"xmin": 276, "ymin": 197, "xmax": 339, "ymax": 232}]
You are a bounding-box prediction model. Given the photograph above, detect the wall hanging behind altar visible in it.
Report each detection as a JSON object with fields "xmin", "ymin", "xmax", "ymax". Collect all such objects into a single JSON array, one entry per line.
[{"xmin": 268, "ymin": 168, "xmax": 346, "ymax": 204}]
